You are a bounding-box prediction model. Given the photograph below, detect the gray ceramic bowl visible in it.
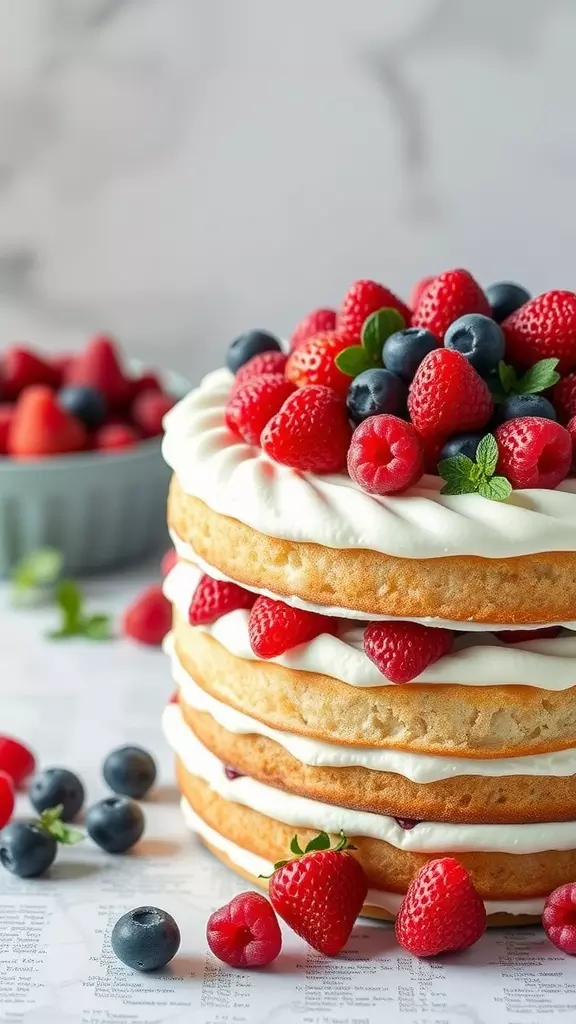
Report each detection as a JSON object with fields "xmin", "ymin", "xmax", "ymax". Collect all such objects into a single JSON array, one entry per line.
[{"xmin": 0, "ymin": 367, "xmax": 189, "ymax": 577}]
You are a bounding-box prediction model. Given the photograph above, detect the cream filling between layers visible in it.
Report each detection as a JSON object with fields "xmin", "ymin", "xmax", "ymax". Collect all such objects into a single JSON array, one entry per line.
[
  {"xmin": 181, "ymin": 799, "xmax": 545, "ymax": 918},
  {"xmin": 163, "ymin": 704, "xmax": 576, "ymax": 854}
]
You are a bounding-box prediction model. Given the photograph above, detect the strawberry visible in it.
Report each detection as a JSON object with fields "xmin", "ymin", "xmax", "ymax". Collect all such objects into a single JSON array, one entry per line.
[
  {"xmin": 94, "ymin": 423, "xmax": 139, "ymax": 451},
  {"xmin": 0, "ymin": 772, "xmax": 14, "ymax": 829},
  {"xmin": 338, "ymin": 280, "xmax": 411, "ymax": 341},
  {"xmin": 0, "ymin": 404, "xmax": 14, "ymax": 454},
  {"xmin": 411, "ymin": 269, "xmax": 491, "ymax": 339},
  {"xmin": 269, "ymin": 832, "xmax": 368, "ymax": 956},
  {"xmin": 231, "ymin": 351, "xmax": 288, "ymax": 395},
  {"xmin": 502, "ymin": 290, "xmax": 576, "ymax": 374},
  {"xmin": 290, "ymin": 308, "xmax": 337, "ymax": 351},
  {"xmin": 65, "ymin": 334, "xmax": 131, "ymax": 409},
  {"xmin": 131, "ymin": 389, "xmax": 175, "ymax": 438},
  {"xmin": 2, "ymin": 346, "xmax": 60, "ymax": 399},
  {"xmin": 225, "ymin": 374, "xmax": 295, "ymax": 445},
  {"xmin": 248, "ymin": 596, "xmax": 335, "ymax": 658},
  {"xmin": 284, "ymin": 330, "xmax": 353, "ymax": 398},
  {"xmin": 395, "ymin": 857, "xmax": 486, "ymax": 957},
  {"xmin": 122, "ymin": 584, "xmax": 172, "ymax": 645},
  {"xmin": 553, "ymin": 373, "xmax": 576, "ymax": 424},
  {"xmin": 364, "ymin": 621, "xmax": 453, "ymax": 683},
  {"xmin": 207, "ymin": 891, "xmax": 282, "ymax": 968},
  {"xmin": 161, "ymin": 548, "xmax": 177, "ymax": 577},
  {"xmin": 8, "ymin": 386, "xmax": 87, "ymax": 458},
  {"xmin": 50, "ymin": 353, "xmax": 74, "ymax": 388},
  {"xmin": 567, "ymin": 415, "xmax": 576, "ymax": 472},
  {"xmin": 129, "ymin": 371, "xmax": 162, "ymax": 400},
  {"xmin": 261, "ymin": 385, "xmax": 352, "ymax": 473},
  {"xmin": 495, "ymin": 417, "xmax": 572, "ymax": 489},
  {"xmin": 407, "ymin": 349, "xmax": 493, "ymax": 441},
  {"xmin": 0, "ymin": 737, "xmax": 35, "ymax": 788},
  {"xmin": 189, "ymin": 574, "xmax": 255, "ymax": 625},
  {"xmin": 347, "ymin": 415, "xmax": 424, "ymax": 495},
  {"xmin": 409, "ymin": 275, "xmax": 434, "ymax": 310}
]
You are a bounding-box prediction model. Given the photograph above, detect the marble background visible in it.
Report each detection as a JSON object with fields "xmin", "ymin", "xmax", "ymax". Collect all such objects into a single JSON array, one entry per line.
[{"xmin": 0, "ymin": 0, "xmax": 575, "ymax": 382}]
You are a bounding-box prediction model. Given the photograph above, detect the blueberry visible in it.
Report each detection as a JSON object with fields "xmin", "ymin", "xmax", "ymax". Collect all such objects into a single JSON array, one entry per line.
[
  {"xmin": 0, "ymin": 823, "xmax": 57, "ymax": 878},
  {"xmin": 496, "ymin": 393, "xmax": 557, "ymax": 423},
  {"xmin": 103, "ymin": 746, "xmax": 157, "ymax": 800},
  {"xmin": 111, "ymin": 906, "xmax": 180, "ymax": 972},
  {"xmin": 226, "ymin": 330, "xmax": 282, "ymax": 374},
  {"xmin": 440, "ymin": 432, "xmax": 486, "ymax": 462},
  {"xmin": 485, "ymin": 281, "xmax": 531, "ymax": 323},
  {"xmin": 444, "ymin": 314, "xmax": 505, "ymax": 373},
  {"xmin": 382, "ymin": 327, "xmax": 438, "ymax": 382},
  {"xmin": 86, "ymin": 796, "xmax": 144, "ymax": 853},
  {"xmin": 30, "ymin": 768, "xmax": 85, "ymax": 822},
  {"xmin": 346, "ymin": 369, "xmax": 407, "ymax": 424},
  {"xmin": 58, "ymin": 385, "xmax": 107, "ymax": 428}
]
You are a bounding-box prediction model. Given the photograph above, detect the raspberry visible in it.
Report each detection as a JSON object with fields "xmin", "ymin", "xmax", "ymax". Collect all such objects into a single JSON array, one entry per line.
[
  {"xmin": 496, "ymin": 626, "xmax": 560, "ymax": 643},
  {"xmin": 411, "ymin": 268, "xmax": 491, "ymax": 340},
  {"xmin": 225, "ymin": 374, "xmax": 295, "ymax": 445},
  {"xmin": 161, "ymin": 548, "xmax": 177, "ymax": 577},
  {"xmin": 65, "ymin": 334, "xmax": 131, "ymax": 409},
  {"xmin": 553, "ymin": 373, "xmax": 576, "ymax": 424},
  {"xmin": 0, "ymin": 404, "xmax": 14, "ymax": 454},
  {"xmin": 338, "ymin": 280, "xmax": 411, "ymax": 341},
  {"xmin": 261, "ymin": 385, "xmax": 352, "ymax": 473},
  {"xmin": 543, "ymin": 884, "xmax": 576, "ymax": 954},
  {"xmin": 131, "ymin": 390, "xmax": 175, "ymax": 438},
  {"xmin": 206, "ymin": 891, "xmax": 282, "ymax": 968},
  {"xmin": 347, "ymin": 415, "xmax": 424, "ymax": 495},
  {"xmin": 8, "ymin": 385, "xmax": 87, "ymax": 458},
  {"xmin": 231, "ymin": 351, "xmax": 288, "ymax": 395},
  {"xmin": 189, "ymin": 574, "xmax": 255, "ymax": 625},
  {"xmin": 2, "ymin": 347, "xmax": 60, "ymax": 399},
  {"xmin": 284, "ymin": 330, "xmax": 353, "ymax": 398},
  {"xmin": 409, "ymin": 275, "xmax": 434, "ymax": 310},
  {"xmin": 122, "ymin": 585, "xmax": 172, "ymax": 645},
  {"xmin": 0, "ymin": 737, "xmax": 35, "ymax": 788},
  {"xmin": 94, "ymin": 423, "xmax": 139, "ymax": 451},
  {"xmin": 407, "ymin": 349, "xmax": 493, "ymax": 441},
  {"xmin": 0, "ymin": 771, "xmax": 15, "ymax": 829},
  {"xmin": 495, "ymin": 417, "xmax": 572, "ymax": 489},
  {"xmin": 503, "ymin": 290, "xmax": 576, "ymax": 374},
  {"xmin": 248, "ymin": 596, "xmax": 335, "ymax": 658},
  {"xmin": 364, "ymin": 621, "xmax": 453, "ymax": 683},
  {"xmin": 396, "ymin": 857, "xmax": 486, "ymax": 957},
  {"xmin": 290, "ymin": 308, "xmax": 337, "ymax": 351}
]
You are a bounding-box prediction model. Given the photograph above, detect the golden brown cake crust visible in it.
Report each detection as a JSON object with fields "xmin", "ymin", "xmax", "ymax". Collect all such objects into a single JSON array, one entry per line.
[{"xmin": 169, "ymin": 476, "xmax": 576, "ymax": 624}]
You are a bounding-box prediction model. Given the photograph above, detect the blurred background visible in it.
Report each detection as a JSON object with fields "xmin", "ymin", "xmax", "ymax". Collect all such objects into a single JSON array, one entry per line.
[{"xmin": 1, "ymin": 0, "xmax": 575, "ymax": 383}]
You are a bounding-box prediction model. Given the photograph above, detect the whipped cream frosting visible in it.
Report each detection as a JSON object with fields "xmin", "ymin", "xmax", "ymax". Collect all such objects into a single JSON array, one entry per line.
[
  {"xmin": 166, "ymin": 636, "xmax": 576, "ymax": 780},
  {"xmin": 163, "ymin": 367, "xmax": 576, "ymax": 561},
  {"xmin": 165, "ymin": 561, "xmax": 576, "ymax": 687},
  {"xmin": 181, "ymin": 798, "xmax": 545, "ymax": 918},
  {"xmin": 164, "ymin": 704, "xmax": 576, "ymax": 854}
]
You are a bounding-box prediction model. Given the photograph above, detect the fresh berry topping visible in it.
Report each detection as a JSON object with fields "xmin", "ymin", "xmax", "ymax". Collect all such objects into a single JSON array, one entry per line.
[
  {"xmin": 290, "ymin": 308, "xmax": 337, "ymax": 351},
  {"xmin": 86, "ymin": 796, "xmax": 145, "ymax": 853},
  {"xmin": 0, "ymin": 821, "xmax": 56, "ymax": 878},
  {"xmin": 168, "ymin": 690, "xmax": 179, "ymax": 704},
  {"xmin": 567, "ymin": 415, "xmax": 576, "ymax": 471},
  {"xmin": 346, "ymin": 369, "xmax": 407, "ymax": 424},
  {"xmin": 408, "ymin": 349, "xmax": 493, "ymax": 441},
  {"xmin": 495, "ymin": 417, "xmax": 572, "ymax": 489},
  {"xmin": 382, "ymin": 327, "xmax": 438, "ymax": 382},
  {"xmin": 226, "ymin": 330, "xmax": 282, "ymax": 374},
  {"xmin": 2, "ymin": 346, "xmax": 60, "ymax": 399},
  {"xmin": 553, "ymin": 373, "xmax": 576, "ymax": 425},
  {"xmin": 94, "ymin": 423, "xmax": 140, "ymax": 451},
  {"xmin": 122, "ymin": 585, "xmax": 172, "ymax": 645},
  {"xmin": 364, "ymin": 621, "xmax": 453, "ymax": 683},
  {"xmin": 338, "ymin": 280, "xmax": 411, "ymax": 341},
  {"xmin": 409, "ymin": 276, "xmax": 435, "ymax": 310},
  {"xmin": 411, "ymin": 269, "xmax": 491, "ymax": 339},
  {"xmin": 261, "ymin": 385, "xmax": 352, "ymax": 473},
  {"xmin": 129, "ymin": 371, "xmax": 162, "ymax": 399},
  {"xmin": 111, "ymin": 907, "xmax": 180, "ymax": 971},
  {"xmin": 248, "ymin": 596, "xmax": 335, "ymax": 658},
  {"xmin": 496, "ymin": 393, "xmax": 557, "ymax": 423},
  {"xmin": 0, "ymin": 772, "xmax": 15, "ymax": 829},
  {"xmin": 207, "ymin": 892, "xmax": 282, "ymax": 968},
  {"xmin": 50, "ymin": 353, "xmax": 74, "ymax": 387},
  {"xmin": 225, "ymin": 374, "xmax": 295, "ymax": 445},
  {"xmin": 485, "ymin": 281, "xmax": 531, "ymax": 323},
  {"xmin": 444, "ymin": 314, "xmax": 505, "ymax": 373},
  {"xmin": 58, "ymin": 385, "xmax": 107, "ymax": 429},
  {"xmin": 502, "ymin": 290, "xmax": 576, "ymax": 374},
  {"xmin": 189, "ymin": 574, "xmax": 255, "ymax": 626},
  {"xmin": 347, "ymin": 415, "xmax": 423, "ymax": 495},
  {"xmin": 224, "ymin": 765, "xmax": 244, "ymax": 781},
  {"xmin": 496, "ymin": 626, "xmax": 561, "ymax": 643},
  {"xmin": 269, "ymin": 832, "xmax": 368, "ymax": 956},
  {"xmin": 0, "ymin": 737, "xmax": 35, "ymax": 788},
  {"xmin": 231, "ymin": 351, "xmax": 288, "ymax": 393},
  {"xmin": 8, "ymin": 385, "xmax": 87, "ymax": 458},
  {"xmin": 440, "ymin": 432, "xmax": 484, "ymax": 463},
  {"xmin": 29, "ymin": 768, "xmax": 85, "ymax": 821},
  {"xmin": 396, "ymin": 857, "xmax": 486, "ymax": 957},
  {"xmin": 103, "ymin": 746, "xmax": 157, "ymax": 800},
  {"xmin": 0, "ymin": 404, "xmax": 14, "ymax": 454},
  {"xmin": 65, "ymin": 334, "xmax": 131, "ymax": 408},
  {"xmin": 543, "ymin": 884, "xmax": 576, "ymax": 955},
  {"xmin": 131, "ymin": 389, "xmax": 175, "ymax": 438},
  {"xmin": 285, "ymin": 330, "xmax": 353, "ymax": 398},
  {"xmin": 420, "ymin": 435, "xmax": 443, "ymax": 475},
  {"xmin": 161, "ymin": 548, "xmax": 177, "ymax": 577},
  {"xmin": 395, "ymin": 817, "xmax": 421, "ymax": 830}
]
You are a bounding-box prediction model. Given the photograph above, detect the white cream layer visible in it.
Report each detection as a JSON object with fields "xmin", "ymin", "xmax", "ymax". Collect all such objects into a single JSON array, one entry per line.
[
  {"xmin": 181, "ymin": 798, "xmax": 545, "ymax": 918},
  {"xmin": 166, "ymin": 636, "xmax": 576, "ymax": 780},
  {"xmin": 164, "ymin": 704, "xmax": 576, "ymax": 854},
  {"xmin": 165, "ymin": 560, "xmax": 576, "ymax": 688},
  {"xmin": 162, "ymin": 366, "xmax": 576, "ymax": 561}
]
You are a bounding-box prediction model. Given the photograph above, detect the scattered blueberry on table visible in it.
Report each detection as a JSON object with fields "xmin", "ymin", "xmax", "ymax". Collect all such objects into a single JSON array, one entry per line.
[
  {"xmin": 111, "ymin": 906, "xmax": 181, "ymax": 971},
  {"xmin": 86, "ymin": 796, "xmax": 145, "ymax": 853},
  {"xmin": 103, "ymin": 746, "xmax": 157, "ymax": 800},
  {"xmin": 29, "ymin": 767, "xmax": 85, "ymax": 821}
]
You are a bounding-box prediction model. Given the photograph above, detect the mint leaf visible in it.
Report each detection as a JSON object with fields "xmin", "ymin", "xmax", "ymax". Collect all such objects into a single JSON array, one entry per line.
[
  {"xmin": 38, "ymin": 805, "xmax": 84, "ymax": 846},
  {"xmin": 335, "ymin": 346, "xmax": 372, "ymax": 377},
  {"xmin": 83, "ymin": 614, "xmax": 113, "ymax": 641},
  {"xmin": 55, "ymin": 579, "xmax": 83, "ymax": 630},
  {"xmin": 439, "ymin": 438, "xmax": 512, "ymax": 502},
  {"xmin": 47, "ymin": 580, "xmax": 113, "ymax": 642},
  {"xmin": 439, "ymin": 478, "xmax": 479, "ymax": 496},
  {"xmin": 304, "ymin": 832, "xmax": 331, "ymax": 854},
  {"xmin": 289, "ymin": 835, "xmax": 304, "ymax": 857},
  {"xmin": 516, "ymin": 358, "xmax": 560, "ymax": 395},
  {"xmin": 11, "ymin": 547, "xmax": 63, "ymax": 605},
  {"xmin": 361, "ymin": 307, "xmax": 405, "ymax": 364},
  {"xmin": 478, "ymin": 476, "xmax": 513, "ymax": 502},
  {"xmin": 475, "ymin": 434, "xmax": 499, "ymax": 477},
  {"xmin": 437, "ymin": 454, "xmax": 475, "ymax": 486},
  {"xmin": 498, "ymin": 360, "xmax": 519, "ymax": 396}
]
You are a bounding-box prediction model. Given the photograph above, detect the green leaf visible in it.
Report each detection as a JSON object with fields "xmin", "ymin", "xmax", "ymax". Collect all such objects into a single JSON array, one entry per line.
[
  {"xmin": 437, "ymin": 454, "xmax": 474, "ymax": 485},
  {"xmin": 478, "ymin": 476, "xmax": 513, "ymax": 502},
  {"xmin": 11, "ymin": 547, "xmax": 64, "ymax": 605},
  {"xmin": 335, "ymin": 346, "xmax": 372, "ymax": 378},
  {"xmin": 516, "ymin": 358, "xmax": 560, "ymax": 395},
  {"xmin": 289, "ymin": 835, "xmax": 304, "ymax": 857},
  {"xmin": 38, "ymin": 805, "xmax": 84, "ymax": 845},
  {"xmin": 304, "ymin": 832, "xmax": 331, "ymax": 854},
  {"xmin": 55, "ymin": 579, "xmax": 83, "ymax": 630},
  {"xmin": 360, "ymin": 307, "xmax": 405, "ymax": 364},
  {"xmin": 439, "ymin": 479, "xmax": 479, "ymax": 496},
  {"xmin": 475, "ymin": 434, "xmax": 498, "ymax": 477},
  {"xmin": 83, "ymin": 614, "xmax": 113, "ymax": 641},
  {"xmin": 498, "ymin": 360, "xmax": 519, "ymax": 396}
]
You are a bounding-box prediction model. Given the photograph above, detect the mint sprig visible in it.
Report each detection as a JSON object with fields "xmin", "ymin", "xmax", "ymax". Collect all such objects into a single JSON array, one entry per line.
[
  {"xmin": 11, "ymin": 547, "xmax": 63, "ymax": 606},
  {"xmin": 335, "ymin": 307, "xmax": 406, "ymax": 378},
  {"xmin": 37, "ymin": 805, "xmax": 84, "ymax": 846},
  {"xmin": 47, "ymin": 579, "xmax": 113, "ymax": 641},
  {"xmin": 490, "ymin": 358, "xmax": 560, "ymax": 402},
  {"xmin": 438, "ymin": 434, "xmax": 512, "ymax": 501}
]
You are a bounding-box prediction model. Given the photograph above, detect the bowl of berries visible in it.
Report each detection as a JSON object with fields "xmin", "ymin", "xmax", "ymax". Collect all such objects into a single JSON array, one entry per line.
[{"xmin": 0, "ymin": 334, "xmax": 188, "ymax": 576}]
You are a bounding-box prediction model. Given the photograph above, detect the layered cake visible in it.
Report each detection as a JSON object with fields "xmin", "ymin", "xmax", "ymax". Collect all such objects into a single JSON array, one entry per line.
[{"xmin": 162, "ymin": 272, "xmax": 576, "ymax": 927}]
